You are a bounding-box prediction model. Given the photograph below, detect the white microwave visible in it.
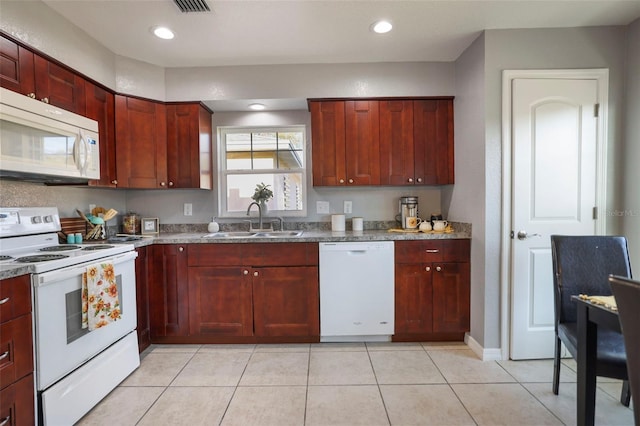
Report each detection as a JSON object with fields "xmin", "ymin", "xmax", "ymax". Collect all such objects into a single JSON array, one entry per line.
[{"xmin": 0, "ymin": 87, "xmax": 100, "ymax": 182}]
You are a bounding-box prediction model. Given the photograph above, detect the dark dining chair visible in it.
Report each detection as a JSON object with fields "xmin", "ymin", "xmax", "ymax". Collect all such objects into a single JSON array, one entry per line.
[
  {"xmin": 550, "ymin": 235, "xmax": 632, "ymax": 406},
  {"xmin": 609, "ymin": 275, "xmax": 640, "ymax": 425}
]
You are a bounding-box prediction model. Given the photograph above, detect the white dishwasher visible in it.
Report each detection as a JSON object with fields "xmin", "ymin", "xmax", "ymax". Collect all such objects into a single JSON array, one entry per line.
[{"xmin": 319, "ymin": 241, "xmax": 395, "ymax": 342}]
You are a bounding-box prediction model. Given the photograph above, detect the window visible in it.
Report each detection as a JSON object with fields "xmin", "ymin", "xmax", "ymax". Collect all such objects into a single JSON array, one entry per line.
[{"xmin": 219, "ymin": 126, "xmax": 306, "ymax": 217}]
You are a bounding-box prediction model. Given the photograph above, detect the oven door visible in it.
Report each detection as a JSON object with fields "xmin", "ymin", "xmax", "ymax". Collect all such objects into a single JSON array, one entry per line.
[{"xmin": 32, "ymin": 251, "xmax": 138, "ymax": 390}]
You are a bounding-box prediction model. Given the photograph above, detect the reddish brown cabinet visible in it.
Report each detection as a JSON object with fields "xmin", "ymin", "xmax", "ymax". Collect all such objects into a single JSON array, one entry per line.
[
  {"xmin": 394, "ymin": 239, "xmax": 470, "ymax": 341},
  {"xmin": 148, "ymin": 244, "xmax": 189, "ymax": 339},
  {"xmin": 310, "ymin": 101, "xmax": 346, "ymax": 186},
  {"xmin": 414, "ymin": 99, "xmax": 454, "ymax": 185},
  {"xmin": 166, "ymin": 103, "xmax": 213, "ymax": 189},
  {"xmin": 0, "ymin": 275, "xmax": 34, "ymax": 426},
  {"xmin": 186, "ymin": 243, "xmax": 319, "ymax": 342},
  {"xmin": 0, "ymin": 36, "xmax": 35, "ymax": 95},
  {"xmin": 85, "ymin": 82, "xmax": 117, "ymax": 187},
  {"xmin": 135, "ymin": 247, "xmax": 151, "ymax": 352}
]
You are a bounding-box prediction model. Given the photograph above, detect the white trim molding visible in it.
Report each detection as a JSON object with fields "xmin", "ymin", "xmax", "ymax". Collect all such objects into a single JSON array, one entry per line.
[{"xmin": 465, "ymin": 333, "xmax": 504, "ymax": 361}]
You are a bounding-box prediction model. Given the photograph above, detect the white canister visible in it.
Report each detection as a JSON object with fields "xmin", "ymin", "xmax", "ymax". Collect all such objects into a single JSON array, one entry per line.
[
  {"xmin": 331, "ymin": 214, "xmax": 346, "ymax": 232},
  {"xmin": 352, "ymin": 217, "xmax": 364, "ymax": 232}
]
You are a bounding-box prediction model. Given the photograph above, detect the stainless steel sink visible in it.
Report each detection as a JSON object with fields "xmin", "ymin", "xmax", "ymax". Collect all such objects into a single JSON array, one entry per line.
[
  {"xmin": 251, "ymin": 231, "xmax": 304, "ymax": 238},
  {"xmin": 201, "ymin": 230, "xmax": 304, "ymax": 239},
  {"xmin": 201, "ymin": 231, "xmax": 256, "ymax": 238}
]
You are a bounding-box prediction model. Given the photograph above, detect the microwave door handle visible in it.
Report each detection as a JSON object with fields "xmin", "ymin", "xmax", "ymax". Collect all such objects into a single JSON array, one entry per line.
[{"xmin": 76, "ymin": 130, "xmax": 88, "ymax": 175}]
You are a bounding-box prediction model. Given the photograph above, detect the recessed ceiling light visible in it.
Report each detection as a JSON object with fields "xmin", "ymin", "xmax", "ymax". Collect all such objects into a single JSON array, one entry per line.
[
  {"xmin": 152, "ymin": 26, "xmax": 175, "ymax": 40},
  {"xmin": 248, "ymin": 103, "xmax": 265, "ymax": 111},
  {"xmin": 371, "ymin": 20, "xmax": 393, "ymax": 34}
]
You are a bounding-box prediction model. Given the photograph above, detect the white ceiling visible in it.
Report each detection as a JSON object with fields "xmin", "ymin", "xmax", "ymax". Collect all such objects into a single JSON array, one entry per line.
[{"xmin": 42, "ymin": 0, "xmax": 640, "ymax": 69}]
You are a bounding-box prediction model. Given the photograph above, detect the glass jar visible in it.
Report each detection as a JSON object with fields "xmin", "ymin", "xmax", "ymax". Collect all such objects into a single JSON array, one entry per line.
[{"xmin": 122, "ymin": 213, "xmax": 140, "ymax": 234}]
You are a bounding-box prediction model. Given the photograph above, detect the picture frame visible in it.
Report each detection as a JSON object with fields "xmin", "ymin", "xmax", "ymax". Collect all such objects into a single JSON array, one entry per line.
[{"xmin": 141, "ymin": 217, "xmax": 159, "ymax": 235}]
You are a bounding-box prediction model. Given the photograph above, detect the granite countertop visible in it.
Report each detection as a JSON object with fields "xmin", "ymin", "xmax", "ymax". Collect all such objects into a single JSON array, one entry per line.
[{"xmin": 0, "ymin": 225, "xmax": 471, "ymax": 279}]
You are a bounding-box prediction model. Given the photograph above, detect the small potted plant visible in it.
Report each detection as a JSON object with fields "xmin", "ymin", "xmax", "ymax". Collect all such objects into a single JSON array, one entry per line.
[{"xmin": 252, "ymin": 182, "xmax": 273, "ymax": 211}]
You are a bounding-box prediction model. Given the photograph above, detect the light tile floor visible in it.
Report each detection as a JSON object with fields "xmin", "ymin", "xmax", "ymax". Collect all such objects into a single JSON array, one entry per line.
[{"xmin": 77, "ymin": 342, "xmax": 635, "ymax": 425}]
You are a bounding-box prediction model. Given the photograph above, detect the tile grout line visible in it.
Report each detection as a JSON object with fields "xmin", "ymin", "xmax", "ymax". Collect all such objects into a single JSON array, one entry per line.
[
  {"xmin": 365, "ymin": 342, "xmax": 393, "ymax": 426},
  {"xmin": 216, "ymin": 344, "xmax": 258, "ymax": 425}
]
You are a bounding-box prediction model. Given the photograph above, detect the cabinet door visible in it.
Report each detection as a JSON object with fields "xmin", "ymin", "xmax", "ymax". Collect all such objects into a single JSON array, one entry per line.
[
  {"xmin": 0, "ymin": 314, "xmax": 33, "ymax": 388},
  {"xmin": 85, "ymin": 82, "xmax": 117, "ymax": 187},
  {"xmin": 310, "ymin": 101, "xmax": 346, "ymax": 186},
  {"xmin": 432, "ymin": 262, "xmax": 470, "ymax": 333},
  {"xmin": 135, "ymin": 247, "xmax": 151, "ymax": 352},
  {"xmin": 33, "ymin": 55, "xmax": 86, "ymax": 115},
  {"xmin": 166, "ymin": 103, "xmax": 212, "ymax": 189},
  {"xmin": 0, "ymin": 374, "xmax": 34, "ymax": 426},
  {"xmin": 188, "ymin": 267, "xmax": 253, "ymax": 337},
  {"xmin": 252, "ymin": 266, "xmax": 319, "ymax": 337},
  {"xmin": 149, "ymin": 245, "xmax": 189, "ymax": 338},
  {"xmin": 414, "ymin": 99, "xmax": 454, "ymax": 184},
  {"xmin": 379, "ymin": 100, "xmax": 415, "ymax": 185},
  {"xmin": 115, "ymin": 95, "xmax": 167, "ymax": 188},
  {"xmin": 394, "ymin": 263, "xmax": 433, "ymax": 334},
  {"xmin": 0, "ymin": 36, "xmax": 35, "ymax": 95},
  {"xmin": 345, "ymin": 100, "xmax": 380, "ymax": 185}
]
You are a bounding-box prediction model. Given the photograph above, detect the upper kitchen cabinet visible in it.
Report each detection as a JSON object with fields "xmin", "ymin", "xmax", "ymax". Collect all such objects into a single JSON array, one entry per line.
[
  {"xmin": 85, "ymin": 82, "xmax": 117, "ymax": 187},
  {"xmin": 379, "ymin": 100, "xmax": 415, "ymax": 185},
  {"xmin": 166, "ymin": 103, "xmax": 213, "ymax": 189},
  {"xmin": 115, "ymin": 95, "xmax": 168, "ymax": 188},
  {"xmin": 309, "ymin": 99, "xmax": 380, "ymax": 186},
  {"xmin": 413, "ymin": 99, "xmax": 454, "ymax": 185},
  {"xmin": 0, "ymin": 34, "xmax": 85, "ymax": 115},
  {"xmin": 0, "ymin": 35, "xmax": 35, "ymax": 95}
]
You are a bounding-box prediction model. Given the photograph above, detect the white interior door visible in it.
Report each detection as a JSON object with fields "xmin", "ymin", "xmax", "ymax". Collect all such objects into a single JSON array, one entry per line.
[{"xmin": 509, "ymin": 77, "xmax": 600, "ymax": 360}]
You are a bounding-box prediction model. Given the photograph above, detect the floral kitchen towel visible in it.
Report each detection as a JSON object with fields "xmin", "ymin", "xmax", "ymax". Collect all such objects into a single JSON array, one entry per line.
[{"xmin": 82, "ymin": 262, "xmax": 121, "ymax": 330}]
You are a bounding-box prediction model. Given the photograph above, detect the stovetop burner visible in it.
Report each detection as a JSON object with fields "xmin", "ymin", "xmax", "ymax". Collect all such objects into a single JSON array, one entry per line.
[
  {"xmin": 15, "ymin": 254, "xmax": 69, "ymax": 263},
  {"xmin": 39, "ymin": 245, "xmax": 81, "ymax": 252},
  {"xmin": 82, "ymin": 245, "xmax": 115, "ymax": 251},
  {"xmin": 0, "ymin": 255, "xmax": 14, "ymax": 261}
]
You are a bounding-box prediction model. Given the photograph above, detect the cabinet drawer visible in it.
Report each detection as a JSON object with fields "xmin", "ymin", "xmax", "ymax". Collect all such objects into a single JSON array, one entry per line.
[
  {"xmin": 0, "ymin": 314, "xmax": 34, "ymax": 389},
  {"xmin": 0, "ymin": 275, "xmax": 31, "ymax": 323},
  {"xmin": 0, "ymin": 373, "xmax": 35, "ymax": 426},
  {"xmin": 188, "ymin": 244, "xmax": 243, "ymax": 266},
  {"xmin": 243, "ymin": 243, "xmax": 319, "ymax": 266},
  {"xmin": 395, "ymin": 240, "xmax": 470, "ymax": 264}
]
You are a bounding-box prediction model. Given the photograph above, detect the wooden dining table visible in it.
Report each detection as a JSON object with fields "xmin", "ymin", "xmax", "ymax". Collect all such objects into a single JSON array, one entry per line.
[{"xmin": 571, "ymin": 295, "xmax": 623, "ymax": 426}]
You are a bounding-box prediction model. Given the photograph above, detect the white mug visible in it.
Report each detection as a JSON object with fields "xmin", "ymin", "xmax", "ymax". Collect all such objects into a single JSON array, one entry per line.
[
  {"xmin": 405, "ymin": 216, "xmax": 422, "ymax": 229},
  {"xmin": 433, "ymin": 220, "xmax": 448, "ymax": 231}
]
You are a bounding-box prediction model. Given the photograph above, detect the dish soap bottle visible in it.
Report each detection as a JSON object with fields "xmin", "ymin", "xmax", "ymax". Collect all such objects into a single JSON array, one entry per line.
[{"xmin": 207, "ymin": 217, "xmax": 219, "ymax": 233}]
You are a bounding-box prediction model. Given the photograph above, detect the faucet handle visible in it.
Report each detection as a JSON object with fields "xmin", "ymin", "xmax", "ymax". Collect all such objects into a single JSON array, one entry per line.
[{"xmin": 243, "ymin": 219, "xmax": 254, "ymax": 231}]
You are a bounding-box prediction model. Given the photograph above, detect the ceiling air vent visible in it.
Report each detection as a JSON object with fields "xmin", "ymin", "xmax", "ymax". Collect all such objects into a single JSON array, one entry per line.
[{"xmin": 173, "ymin": 0, "xmax": 210, "ymax": 13}]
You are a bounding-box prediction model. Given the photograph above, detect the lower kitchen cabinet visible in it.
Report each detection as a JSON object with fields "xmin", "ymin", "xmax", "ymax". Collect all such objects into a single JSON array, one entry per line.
[
  {"xmin": 135, "ymin": 246, "xmax": 151, "ymax": 352},
  {"xmin": 148, "ymin": 244, "xmax": 189, "ymax": 340},
  {"xmin": 0, "ymin": 374, "xmax": 35, "ymax": 426},
  {"xmin": 394, "ymin": 239, "xmax": 470, "ymax": 341},
  {"xmin": 185, "ymin": 243, "xmax": 320, "ymax": 343}
]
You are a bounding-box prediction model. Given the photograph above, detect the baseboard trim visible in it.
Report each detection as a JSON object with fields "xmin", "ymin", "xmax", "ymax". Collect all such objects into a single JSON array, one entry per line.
[{"xmin": 465, "ymin": 333, "xmax": 504, "ymax": 361}]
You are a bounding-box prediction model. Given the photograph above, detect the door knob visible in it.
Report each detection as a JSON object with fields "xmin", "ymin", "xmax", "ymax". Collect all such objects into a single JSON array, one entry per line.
[{"xmin": 517, "ymin": 231, "xmax": 541, "ymax": 240}]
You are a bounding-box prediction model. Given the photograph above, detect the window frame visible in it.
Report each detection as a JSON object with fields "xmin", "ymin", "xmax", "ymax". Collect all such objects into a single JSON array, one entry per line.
[{"xmin": 217, "ymin": 125, "xmax": 308, "ymax": 218}]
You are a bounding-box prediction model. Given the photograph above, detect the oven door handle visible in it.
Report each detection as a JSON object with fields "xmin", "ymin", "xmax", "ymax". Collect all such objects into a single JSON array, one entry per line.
[{"xmin": 33, "ymin": 251, "xmax": 138, "ymax": 287}]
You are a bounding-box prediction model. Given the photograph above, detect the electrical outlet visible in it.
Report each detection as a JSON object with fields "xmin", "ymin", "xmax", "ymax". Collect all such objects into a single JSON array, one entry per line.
[
  {"xmin": 344, "ymin": 201, "xmax": 352, "ymax": 214},
  {"xmin": 184, "ymin": 203, "xmax": 193, "ymax": 216},
  {"xmin": 317, "ymin": 201, "xmax": 330, "ymax": 214}
]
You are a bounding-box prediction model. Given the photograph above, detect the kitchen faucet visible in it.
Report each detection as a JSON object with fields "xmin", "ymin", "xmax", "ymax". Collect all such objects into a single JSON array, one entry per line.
[{"xmin": 246, "ymin": 202, "xmax": 266, "ymax": 231}]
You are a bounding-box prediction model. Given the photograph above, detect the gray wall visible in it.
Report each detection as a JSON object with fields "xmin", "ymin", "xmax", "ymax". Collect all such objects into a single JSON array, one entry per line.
[{"xmin": 623, "ymin": 19, "xmax": 640, "ymax": 273}]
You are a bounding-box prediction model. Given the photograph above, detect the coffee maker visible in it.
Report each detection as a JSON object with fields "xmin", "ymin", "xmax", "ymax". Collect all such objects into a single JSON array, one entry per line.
[{"xmin": 398, "ymin": 196, "xmax": 419, "ymax": 229}]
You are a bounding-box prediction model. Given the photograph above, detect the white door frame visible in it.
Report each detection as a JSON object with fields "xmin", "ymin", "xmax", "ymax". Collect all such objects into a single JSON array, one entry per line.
[{"xmin": 500, "ymin": 69, "xmax": 609, "ymax": 360}]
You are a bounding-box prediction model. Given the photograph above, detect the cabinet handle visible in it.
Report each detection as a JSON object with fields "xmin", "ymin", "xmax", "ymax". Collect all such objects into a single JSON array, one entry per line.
[
  {"xmin": 417, "ymin": 178, "xmax": 423, "ymax": 183},
  {"xmin": 41, "ymin": 97, "xmax": 49, "ymax": 103},
  {"xmin": 26, "ymin": 92, "xmax": 36, "ymax": 99},
  {"xmin": 243, "ymin": 270, "xmax": 249, "ymax": 275},
  {"xmin": 169, "ymin": 181, "xmax": 174, "ymax": 187},
  {"xmin": 348, "ymin": 179, "xmax": 354, "ymax": 184},
  {"xmin": 0, "ymin": 351, "xmax": 9, "ymax": 361},
  {"xmin": 160, "ymin": 182, "xmax": 166, "ymax": 187},
  {"xmin": 425, "ymin": 266, "xmax": 431, "ymax": 272},
  {"xmin": 111, "ymin": 180, "xmax": 118, "ymax": 185},
  {"xmin": 178, "ymin": 247, "xmax": 184, "ymax": 252},
  {"xmin": 0, "ymin": 297, "xmax": 9, "ymax": 305},
  {"xmin": 408, "ymin": 178, "xmax": 413, "ymax": 183},
  {"xmin": 425, "ymin": 249, "xmax": 439, "ymax": 253},
  {"xmin": 253, "ymin": 271, "xmax": 259, "ymax": 277},
  {"xmin": 0, "ymin": 415, "xmax": 10, "ymax": 426},
  {"xmin": 339, "ymin": 179, "xmax": 345, "ymax": 184},
  {"xmin": 436, "ymin": 266, "xmax": 442, "ymax": 272}
]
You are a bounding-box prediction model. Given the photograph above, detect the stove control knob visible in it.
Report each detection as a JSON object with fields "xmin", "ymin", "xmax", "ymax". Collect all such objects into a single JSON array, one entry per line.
[
  {"xmin": 31, "ymin": 216, "xmax": 42, "ymax": 224},
  {"xmin": 43, "ymin": 215, "xmax": 54, "ymax": 223}
]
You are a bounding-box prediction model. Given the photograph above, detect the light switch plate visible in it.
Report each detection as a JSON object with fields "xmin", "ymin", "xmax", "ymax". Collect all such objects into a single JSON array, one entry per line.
[
  {"xmin": 184, "ymin": 203, "xmax": 193, "ymax": 216},
  {"xmin": 317, "ymin": 201, "xmax": 330, "ymax": 214}
]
